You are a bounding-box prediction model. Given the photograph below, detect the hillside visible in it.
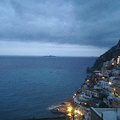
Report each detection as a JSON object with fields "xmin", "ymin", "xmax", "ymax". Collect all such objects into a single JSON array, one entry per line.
[{"xmin": 87, "ymin": 40, "xmax": 120, "ymax": 71}]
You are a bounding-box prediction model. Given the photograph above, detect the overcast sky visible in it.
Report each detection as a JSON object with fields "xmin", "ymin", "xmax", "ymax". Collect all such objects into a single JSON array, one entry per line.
[{"xmin": 0, "ymin": 0, "xmax": 120, "ymax": 56}]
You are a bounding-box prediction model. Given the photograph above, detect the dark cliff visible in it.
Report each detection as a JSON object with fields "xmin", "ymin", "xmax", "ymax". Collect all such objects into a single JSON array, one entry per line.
[{"xmin": 88, "ymin": 40, "xmax": 120, "ymax": 71}]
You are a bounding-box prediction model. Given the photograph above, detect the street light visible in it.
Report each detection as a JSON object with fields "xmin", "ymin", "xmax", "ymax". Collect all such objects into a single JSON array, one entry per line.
[{"xmin": 108, "ymin": 81, "xmax": 112, "ymax": 85}]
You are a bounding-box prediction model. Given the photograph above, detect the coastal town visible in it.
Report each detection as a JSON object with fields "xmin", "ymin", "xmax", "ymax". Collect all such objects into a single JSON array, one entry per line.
[
  {"xmin": 50, "ymin": 55, "xmax": 120, "ymax": 120},
  {"xmin": 50, "ymin": 41, "xmax": 120, "ymax": 120},
  {"xmin": 72, "ymin": 55, "xmax": 120, "ymax": 120}
]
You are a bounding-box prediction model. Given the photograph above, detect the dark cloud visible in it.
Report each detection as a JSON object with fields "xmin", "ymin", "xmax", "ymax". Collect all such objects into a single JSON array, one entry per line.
[{"xmin": 0, "ymin": 0, "xmax": 120, "ymax": 48}]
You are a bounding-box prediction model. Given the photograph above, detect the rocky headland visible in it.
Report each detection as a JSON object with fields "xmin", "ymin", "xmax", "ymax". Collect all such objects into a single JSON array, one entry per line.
[{"xmin": 87, "ymin": 40, "xmax": 120, "ymax": 72}]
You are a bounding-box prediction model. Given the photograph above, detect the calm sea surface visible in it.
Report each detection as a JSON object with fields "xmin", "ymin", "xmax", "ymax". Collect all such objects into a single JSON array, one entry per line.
[{"xmin": 0, "ymin": 56, "xmax": 96, "ymax": 120}]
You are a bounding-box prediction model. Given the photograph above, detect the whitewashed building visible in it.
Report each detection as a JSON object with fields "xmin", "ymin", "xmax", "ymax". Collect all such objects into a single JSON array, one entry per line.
[
  {"xmin": 94, "ymin": 81, "xmax": 110, "ymax": 89},
  {"xmin": 83, "ymin": 89, "xmax": 99, "ymax": 98},
  {"xmin": 117, "ymin": 56, "xmax": 120, "ymax": 65}
]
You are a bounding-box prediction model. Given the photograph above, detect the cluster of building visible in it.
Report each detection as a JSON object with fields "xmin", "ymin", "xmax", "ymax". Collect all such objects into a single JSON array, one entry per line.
[{"xmin": 72, "ymin": 56, "xmax": 120, "ymax": 120}]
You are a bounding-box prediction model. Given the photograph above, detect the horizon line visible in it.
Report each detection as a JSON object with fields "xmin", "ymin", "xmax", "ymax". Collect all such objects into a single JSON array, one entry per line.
[{"xmin": 0, "ymin": 55, "xmax": 98, "ymax": 57}]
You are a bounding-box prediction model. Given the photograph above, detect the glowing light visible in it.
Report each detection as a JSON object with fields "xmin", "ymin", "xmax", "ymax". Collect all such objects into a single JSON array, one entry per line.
[
  {"xmin": 84, "ymin": 103, "xmax": 87, "ymax": 105},
  {"xmin": 77, "ymin": 111, "xmax": 81, "ymax": 114},
  {"xmin": 80, "ymin": 95, "xmax": 83, "ymax": 97},
  {"xmin": 67, "ymin": 107, "xmax": 72, "ymax": 112},
  {"xmin": 67, "ymin": 113, "xmax": 72, "ymax": 117},
  {"xmin": 102, "ymin": 77, "xmax": 105, "ymax": 80},
  {"xmin": 114, "ymin": 88, "xmax": 116, "ymax": 91},
  {"xmin": 81, "ymin": 113, "xmax": 83, "ymax": 115},
  {"xmin": 112, "ymin": 62, "xmax": 114, "ymax": 65},
  {"xmin": 74, "ymin": 110, "xmax": 77, "ymax": 113},
  {"xmin": 74, "ymin": 110, "xmax": 82, "ymax": 115},
  {"xmin": 87, "ymin": 80, "xmax": 89, "ymax": 82},
  {"xmin": 109, "ymin": 81, "xmax": 112, "ymax": 85},
  {"xmin": 74, "ymin": 94, "xmax": 76, "ymax": 96},
  {"xmin": 73, "ymin": 93, "xmax": 76, "ymax": 98}
]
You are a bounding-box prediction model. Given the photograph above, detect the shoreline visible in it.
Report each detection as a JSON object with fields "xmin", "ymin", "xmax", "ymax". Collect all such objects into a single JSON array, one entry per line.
[
  {"xmin": 49, "ymin": 100, "xmax": 73, "ymax": 115},
  {"xmin": 50, "ymin": 55, "xmax": 120, "ymax": 119}
]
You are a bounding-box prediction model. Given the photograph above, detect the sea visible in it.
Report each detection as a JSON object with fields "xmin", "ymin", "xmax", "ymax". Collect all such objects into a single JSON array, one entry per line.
[{"xmin": 0, "ymin": 56, "xmax": 97, "ymax": 120}]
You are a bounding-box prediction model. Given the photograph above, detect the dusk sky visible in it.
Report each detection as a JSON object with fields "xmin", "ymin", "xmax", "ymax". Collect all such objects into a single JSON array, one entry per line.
[{"xmin": 0, "ymin": 0, "xmax": 120, "ymax": 56}]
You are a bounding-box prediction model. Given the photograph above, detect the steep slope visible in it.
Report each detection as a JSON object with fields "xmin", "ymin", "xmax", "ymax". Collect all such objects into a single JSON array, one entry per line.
[{"xmin": 90, "ymin": 40, "xmax": 120, "ymax": 71}]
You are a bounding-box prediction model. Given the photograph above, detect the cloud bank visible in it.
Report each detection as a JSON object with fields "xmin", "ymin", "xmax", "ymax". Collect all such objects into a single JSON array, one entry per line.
[{"xmin": 0, "ymin": 0, "xmax": 120, "ymax": 56}]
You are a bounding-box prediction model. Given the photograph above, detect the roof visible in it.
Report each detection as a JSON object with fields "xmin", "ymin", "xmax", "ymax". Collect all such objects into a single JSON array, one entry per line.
[
  {"xmin": 98, "ymin": 73, "xmax": 103, "ymax": 76},
  {"xmin": 91, "ymin": 107, "xmax": 120, "ymax": 120},
  {"xmin": 103, "ymin": 111, "xmax": 117, "ymax": 120},
  {"xmin": 109, "ymin": 76, "xmax": 116, "ymax": 81}
]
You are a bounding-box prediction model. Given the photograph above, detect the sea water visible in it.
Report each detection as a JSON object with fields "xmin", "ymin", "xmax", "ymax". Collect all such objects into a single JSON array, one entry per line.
[{"xmin": 0, "ymin": 56, "xmax": 96, "ymax": 120}]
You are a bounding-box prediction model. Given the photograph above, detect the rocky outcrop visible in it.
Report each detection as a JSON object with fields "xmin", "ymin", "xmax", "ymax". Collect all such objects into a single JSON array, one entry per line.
[{"xmin": 88, "ymin": 40, "xmax": 120, "ymax": 71}]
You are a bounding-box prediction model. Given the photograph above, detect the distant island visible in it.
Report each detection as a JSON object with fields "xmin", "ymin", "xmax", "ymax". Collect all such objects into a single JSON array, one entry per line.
[
  {"xmin": 43, "ymin": 55, "xmax": 56, "ymax": 57},
  {"xmin": 26, "ymin": 40, "xmax": 120, "ymax": 120}
]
